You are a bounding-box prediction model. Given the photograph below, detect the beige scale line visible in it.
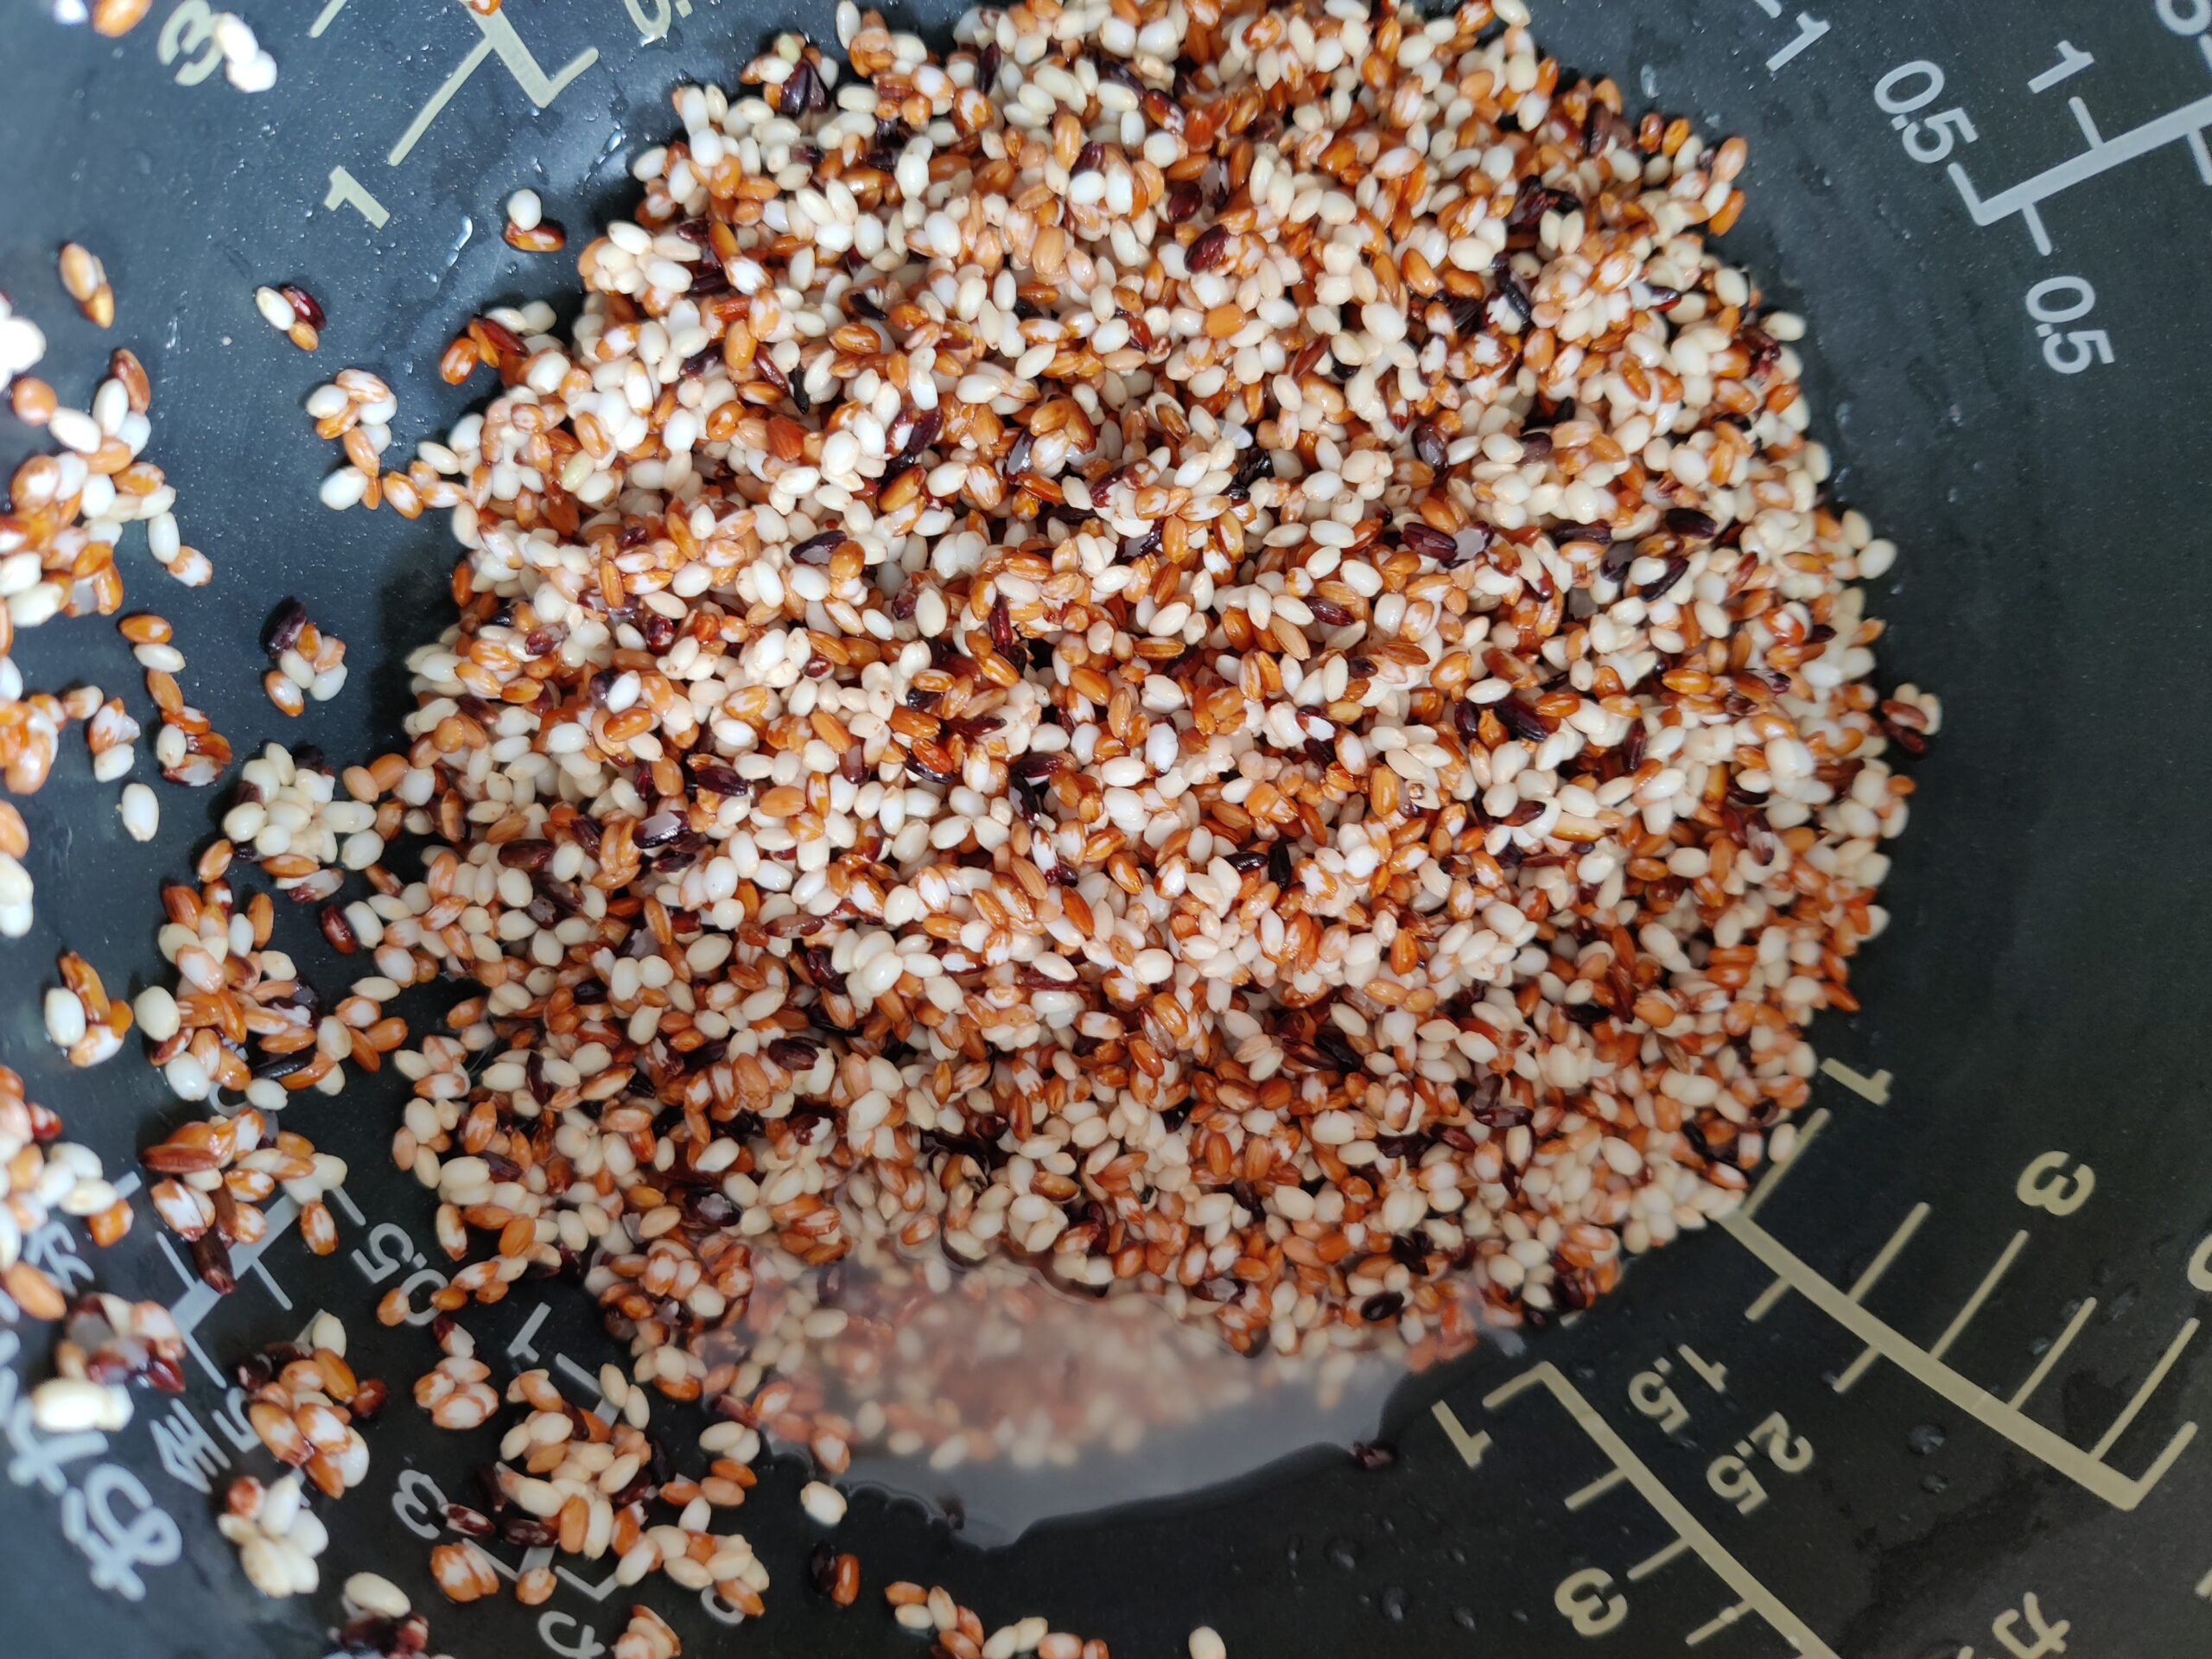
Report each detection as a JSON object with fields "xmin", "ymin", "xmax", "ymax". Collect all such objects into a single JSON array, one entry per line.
[
  {"xmin": 1484, "ymin": 1363, "xmax": 1839, "ymax": 1659},
  {"xmin": 1740, "ymin": 1107, "xmax": 1829, "ymax": 1319},
  {"xmin": 1741, "ymin": 1108, "xmax": 1830, "ymax": 1221},
  {"xmin": 1628, "ymin": 1536, "xmax": 1693, "ymax": 1582},
  {"xmin": 1685, "ymin": 1600, "xmax": 1752, "ymax": 1648},
  {"xmin": 1834, "ymin": 1223, "xmax": 2019, "ymax": 1395},
  {"xmin": 1427, "ymin": 1401, "xmax": 1491, "ymax": 1470},
  {"xmin": 1720, "ymin": 1211, "xmax": 2197, "ymax": 1510},
  {"xmin": 2008, "ymin": 1297, "xmax": 2098, "ymax": 1408},
  {"xmin": 389, "ymin": 8, "xmax": 600, "ymax": 168},
  {"xmin": 2089, "ymin": 1319, "xmax": 2201, "ymax": 1461},
  {"xmin": 1756, "ymin": 1200, "xmax": 1928, "ymax": 1328},
  {"xmin": 1817, "ymin": 1058, "xmax": 1892, "ymax": 1103},
  {"xmin": 1563, "ymin": 1467, "xmax": 1628, "ymax": 1511}
]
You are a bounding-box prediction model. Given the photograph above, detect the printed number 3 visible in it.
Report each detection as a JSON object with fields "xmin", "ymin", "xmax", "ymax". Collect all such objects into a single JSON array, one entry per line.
[
  {"xmin": 1902, "ymin": 107, "xmax": 1978, "ymax": 162},
  {"xmin": 157, "ymin": 0, "xmax": 224, "ymax": 86}
]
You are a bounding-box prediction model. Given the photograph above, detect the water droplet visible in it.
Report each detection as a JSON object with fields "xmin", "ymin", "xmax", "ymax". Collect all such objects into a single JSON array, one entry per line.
[
  {"xmin": 1906, "ymin": 1422, "xmax": 1946, "ymax": 1456},
  {"xmin": 1380, "ymin": 1587, "xmax": 1409, "ymax": 1623},
  {"xmin": 1921, "ymin": 1471, "xmax": 1949, "ymax": 1494},
  {"xmin": 1327, "ymin": 1538, "xmax": 1361, "ymax": 1573},
  {"xmin": 1452, "ymin": 1607, "xmax": 1479, "ymax": 1633}
]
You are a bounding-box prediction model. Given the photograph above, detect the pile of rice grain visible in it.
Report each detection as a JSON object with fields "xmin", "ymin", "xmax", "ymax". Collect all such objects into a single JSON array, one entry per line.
[{"xmin": 306, "ymin": 0, "xmax": 1936, "ymax": 1477}]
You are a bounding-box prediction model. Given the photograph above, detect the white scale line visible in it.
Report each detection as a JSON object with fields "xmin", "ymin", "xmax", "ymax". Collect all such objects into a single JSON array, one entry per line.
[
  {"xmin": 1721, "ymin": 1211, "xmax": 2196, "ymax": 1511},
  {"xmin": 308, "ymin": 0, "xmax": 347, "ymax": 37},
  {"xmin": 1948, "ymin": 91, "xmax": 2212, "ymax": 251},
  {"xmin": 2190, "ymin": 129, "xmax": 2212, "ymax": 187},
  {"xmin": 2009, "ymin": 1298, "xmax": 2097, "ymax": 1409},
  {"xmin": 1484, "ymin": 1364, "xmax": 1839, "ymax": 1659},
  {"xmin": 2089, "ymin": 1319, "xmax": 2200, "ymax": 1462}
]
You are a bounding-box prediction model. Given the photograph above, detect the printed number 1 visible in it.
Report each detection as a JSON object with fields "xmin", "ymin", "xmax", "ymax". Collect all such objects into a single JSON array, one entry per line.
[
  {"xmin": 1767, "ymin": 13, "xmax": 1829, "ymax": 73},
  {"xmin": 2027, "ymin": 40, "xmax": 2094, "ymax": 92},
  {"xmin": 325, "ymin": 167, "xmax": 391, "ymax": 229}
]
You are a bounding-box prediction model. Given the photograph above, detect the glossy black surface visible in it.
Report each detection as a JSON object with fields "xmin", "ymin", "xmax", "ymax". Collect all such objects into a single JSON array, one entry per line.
[{"xmin": 3, "ymin": 2, "xmax": 2209, "ymax": 1655}]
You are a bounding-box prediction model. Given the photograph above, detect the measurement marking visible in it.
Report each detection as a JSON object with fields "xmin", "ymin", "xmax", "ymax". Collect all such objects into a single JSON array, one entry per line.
[
  {"xmin": 1756, "ymin": 1201, "xmax": 1926, "ymax": 1325},
  {"xmin": 1929, "ymin": 1231, "xmax": 2025, "ymax": 1363},
  {"xmin": 2190, "ymin": 129, "xmax": 2212, "ymax": 188},
  {"xmin": 328, "ymin": 1185, "xmax": 365, "ymax": 1226},
  {"xmin": 2008, "ymin": 1298, "xmax": 2097, "ymax": 1408},
  {"xmin": 308, "ymin": 0, "xmax": 346, "ymax": 37},
  {"xmin": 1948, "ymin": 91, "xmax": 2212, "ymax": 257},
  {"xmin": 2088, "ymin": 1319, "xmax": 2201, "ymax": 1461},
  {"xmin": 1564, "ymin": 1467, "xmax": 1628, "ymax": 1511},
  {"xmin": 1740, "ymin": 1108, "xmax": 1828, "ymax": 1315},
  {"xmin": 1484, "ymin": 1364, "xmax": 1839, "ymax": 1659},
  {"xmin": 1429, "ymin": 1401, "xmax": 1492, "ymax": 1470},
  {"xmin": 324, "ymin": 166, "xmax": 391, "ymax": 229},
  {"xmin": 507, "ymin": 1301, "xmax": 552, "ymax": 1363},
  {"xmin": 2069, "ymin": 97, "xmax": 2102, "ymax": 146},
  {"xmin": 1629, "ymin": 1536, "xmax": 1692, "ymax": 1582},
  {"xmin": 555, "ymin": 1355, "xmax": 605, "ymax": 1397},
  {"xmin": 155, "ymin": 1237, "xmax": 232, "ymax": 1387},
  {"xmin": 1686, "ymin": 1600, "xmax": 1751, "ymax": 1648},
  {"xmin": 1749, "ymin": 0, "xmax": 1780, "ymax": 16},
  {"xmin": 159, "ymin": 1194, "xmax": 300, "ymax": 1339},
  {"xmin": 556, "ymin": 1563, "xmax": 621, "ymax": 1600},
  {"xmin": 1831, "ymin": 1219, "xmax": 2013, "ymax": 1394},
  {"xmin": 388, "ymin": 7, "xmax": 599, "ymax": 168},
  {"xmin": 2202, "ymin": 35, "xmax": 2212, "ymax": 73},
  {"xmin": 2027, "ymin": 41, "xmax": 2094, "ymax": 93},
  {"xmin": 1817, "ymin": 1059, "xmax": 1890, "ymax": 1103},
  {"xmin": 1722, "ymin": 1212, "xmax": 2196, "ymax": 1510},
  {"xmin": 1741, "ymin": 1107, "xmax": 1829, "ymax": 1222},
  {"xmin": 1763, "ymin": 13, "xmax": 1827, "ymax": 74}
]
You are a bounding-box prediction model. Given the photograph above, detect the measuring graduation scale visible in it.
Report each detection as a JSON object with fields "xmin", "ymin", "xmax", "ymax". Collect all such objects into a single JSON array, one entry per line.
[
  {"xmin": 1427, "ymin": 1071, "xmax": 2207, "ymax": 1659},
  {"xmin": 2, "ymin": 0, "xmax": 2211, "ymax": 1656}
]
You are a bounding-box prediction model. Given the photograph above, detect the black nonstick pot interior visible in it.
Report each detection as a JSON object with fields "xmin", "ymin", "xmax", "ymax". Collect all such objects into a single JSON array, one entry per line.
[{"xmin": 3, "ymin": 2, "xmax": 2209, "ymax": 1656}]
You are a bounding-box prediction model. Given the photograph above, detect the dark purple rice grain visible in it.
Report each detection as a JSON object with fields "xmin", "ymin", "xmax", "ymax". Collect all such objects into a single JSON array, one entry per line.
[
  {"xmin": 264, "ymin": 598, "xmax": 309, "ymax": 658},
  {"xmin": 1399, "ymin": 521, "xmax": 1457, "ymax": 559}
]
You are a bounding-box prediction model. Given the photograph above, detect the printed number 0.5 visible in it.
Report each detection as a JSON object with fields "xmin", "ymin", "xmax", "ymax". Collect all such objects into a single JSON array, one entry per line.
[
  {"xmin": 2025, "ymin": 278, "xmax": 2113, "ymax": 375},
  {"xmin": 1903, "ymin": 107, "xmax": 1978, "ymax": 162},
  {"xmin": 1873, "ymin": 61, "xmax": 1978, "ymax": 162}
]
